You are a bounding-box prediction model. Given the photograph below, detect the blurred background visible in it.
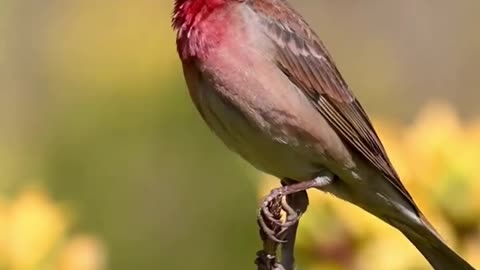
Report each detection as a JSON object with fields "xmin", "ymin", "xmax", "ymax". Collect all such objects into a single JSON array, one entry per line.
[{"xmin": 0, "ymin": 0, "xmax": 479, "ymax": 269}]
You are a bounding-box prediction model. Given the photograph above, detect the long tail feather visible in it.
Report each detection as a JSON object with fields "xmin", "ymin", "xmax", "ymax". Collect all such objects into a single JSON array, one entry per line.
[{"xmin": 396, "ymin": 220, "xmax": 475, "ymax": 270}]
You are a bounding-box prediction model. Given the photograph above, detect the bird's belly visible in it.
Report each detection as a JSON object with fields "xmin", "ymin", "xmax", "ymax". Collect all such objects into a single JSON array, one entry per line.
[{"xmin": 196, "ymin": 83, "xmax": 319, "ymax": 180}]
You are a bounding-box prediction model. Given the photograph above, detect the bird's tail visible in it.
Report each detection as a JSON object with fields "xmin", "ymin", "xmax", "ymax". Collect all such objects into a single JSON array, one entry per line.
[{"xmin": 394, "ymin": 217, "xmax": 475, "ymax": 270}]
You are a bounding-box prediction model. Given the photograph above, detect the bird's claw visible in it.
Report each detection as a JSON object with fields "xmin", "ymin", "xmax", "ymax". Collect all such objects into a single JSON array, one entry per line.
[{"xmin": 257, "ymin": 188, "xmax": 301, "ymax": 243}]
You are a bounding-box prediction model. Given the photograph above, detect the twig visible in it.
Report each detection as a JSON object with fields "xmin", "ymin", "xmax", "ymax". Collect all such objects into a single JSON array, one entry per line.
[{"xmin": 255, "ymin": 196, "xmax": 285, "ymax": 270}]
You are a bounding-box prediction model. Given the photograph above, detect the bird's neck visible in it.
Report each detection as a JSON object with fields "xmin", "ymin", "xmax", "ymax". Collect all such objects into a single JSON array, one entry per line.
[{"xmin": 172, "ymin": 0, "xmax": 229, "ymax": 60}]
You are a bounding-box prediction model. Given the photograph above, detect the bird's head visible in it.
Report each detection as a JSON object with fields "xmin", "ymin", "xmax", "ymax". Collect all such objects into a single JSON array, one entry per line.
[
  {"xmin": 172, "ymin": 0, "xmax": 245, "ymax": 59},
  {"xmin": 172, "ymin": 0, "xmax": 244, "ymax": 31}
]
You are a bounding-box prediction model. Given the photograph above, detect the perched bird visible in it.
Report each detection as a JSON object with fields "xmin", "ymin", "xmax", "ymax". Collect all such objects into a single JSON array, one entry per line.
[{"xmin": 171, "ymin": 0, "xmax": 475, "ymax": 269}]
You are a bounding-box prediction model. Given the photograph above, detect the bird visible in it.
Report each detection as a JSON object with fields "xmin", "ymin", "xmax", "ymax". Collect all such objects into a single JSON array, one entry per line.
[{"xmin": 171, "ymin": 0, "xmax": 475, "ymax": 269}]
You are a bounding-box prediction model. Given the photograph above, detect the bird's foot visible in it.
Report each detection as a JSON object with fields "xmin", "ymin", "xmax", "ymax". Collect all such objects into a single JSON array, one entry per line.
[
  {"xmin": 257, "ymin": 187, "xmax": 301, "ymax": 243},
  {"xmin": 256, "ymin": 176, "xmax": 333, "ymax": 270}
]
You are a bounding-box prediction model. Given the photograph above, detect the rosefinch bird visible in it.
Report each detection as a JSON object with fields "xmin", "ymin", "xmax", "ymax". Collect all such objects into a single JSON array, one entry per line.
[{"xmin": 172, "ymin": 0, "xmax": 475, "ymax": 269}]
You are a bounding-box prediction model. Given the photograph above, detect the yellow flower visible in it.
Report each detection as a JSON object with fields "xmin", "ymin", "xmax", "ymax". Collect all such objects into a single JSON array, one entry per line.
[
  {"xmin": 356, "ymin": 234, "xmax": 428, "ymax": 270},
  {"xmin": 57, "ymin": 236, "xmax": 107, "ymax": 270},
  {"xmin": 0, "ymin": 187, "xmax": 108, "ymax": 270},
  {"xmin": 0, "ymin": 197, "xmax": 8, "ymax": 266},
  {"xmin": 5, "ymin": 188, "xmax": 68, "ymax": 270}
]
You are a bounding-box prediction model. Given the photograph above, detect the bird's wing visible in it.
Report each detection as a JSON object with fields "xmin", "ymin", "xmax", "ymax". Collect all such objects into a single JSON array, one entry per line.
[{"xmin": 249, "ymin": 0, "xmax": 419, "ymax": 213}]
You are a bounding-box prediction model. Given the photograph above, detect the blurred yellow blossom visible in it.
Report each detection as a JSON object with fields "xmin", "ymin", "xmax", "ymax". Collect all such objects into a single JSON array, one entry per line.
[
  {"xmin": 57, "ymin": 236, "xmax": 106, "ymax": 270},
  {"xmin": 3, "ymin": 188, "xmax": 68, "ymax": 269},
  {"xmin": 0, "ymin": 187, "xmax": 106, "ymax": 270}
]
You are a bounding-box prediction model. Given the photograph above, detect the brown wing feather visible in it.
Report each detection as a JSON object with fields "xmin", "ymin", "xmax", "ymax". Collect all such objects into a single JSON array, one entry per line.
[{"xmin": 250, "ymin": 0, "xmax": 418, "ymax": 213}]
